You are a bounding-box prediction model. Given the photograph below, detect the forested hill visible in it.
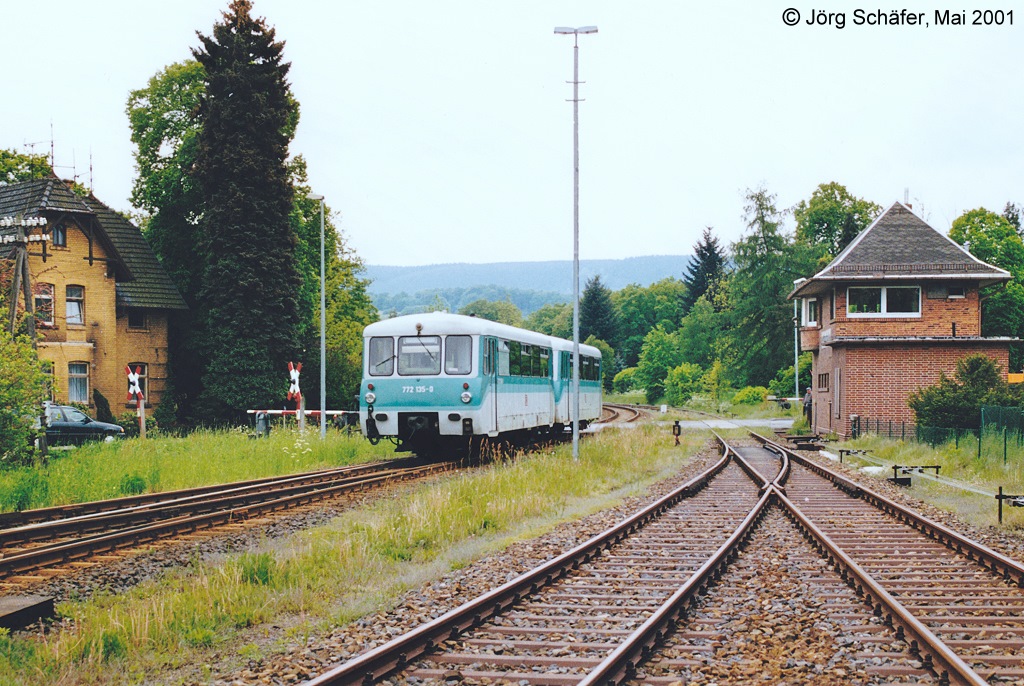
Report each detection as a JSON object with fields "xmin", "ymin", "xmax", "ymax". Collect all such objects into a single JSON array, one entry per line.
[{"xmin": 366, "ymin": 255, "xmax": 691, "ymax": 316}]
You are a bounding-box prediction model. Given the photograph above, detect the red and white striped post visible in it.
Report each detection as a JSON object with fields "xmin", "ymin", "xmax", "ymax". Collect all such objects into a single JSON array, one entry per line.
[
  {"xmin": 288, "ymin": 362, "xmax": 304, "ymax": 431},
  {"xmin": 126, "ymin": 365, "xmax": 146, "ymax": 439}
]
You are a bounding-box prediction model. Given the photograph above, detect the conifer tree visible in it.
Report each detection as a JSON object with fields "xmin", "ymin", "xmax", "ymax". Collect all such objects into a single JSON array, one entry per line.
[
  {"xmin": 580, "ymin": 275, "xmax": 618, "ymax": 348},
  {"xmin": 681, "ymin": 226, "xmax": 726, "ymax": 314},
  {"xmin": 191, "ymin": 0, "xmax": 303, "ymax": 419}
]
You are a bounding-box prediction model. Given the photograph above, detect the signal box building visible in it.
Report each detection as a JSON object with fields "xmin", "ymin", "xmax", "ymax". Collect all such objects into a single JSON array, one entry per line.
[
  {"xmin": 790, "ymin": 202, "xmax": 1013, "ymax": 438},
  {"xmin": 0, "ymin": 177, "xmax": 187, "ymax": 411}
]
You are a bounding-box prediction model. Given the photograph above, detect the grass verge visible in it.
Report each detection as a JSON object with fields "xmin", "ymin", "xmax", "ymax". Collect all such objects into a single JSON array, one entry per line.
[
  {"xmin": 830, "ymin": 433, "xmax": 1024, "ymax": 529},
  {"xmin": 1, "ymin": 426, "xmax": 710, "ymax": 685},
  {"xmin": 0, "ymin": 430, "xmax": 394, "ymax": 512}
]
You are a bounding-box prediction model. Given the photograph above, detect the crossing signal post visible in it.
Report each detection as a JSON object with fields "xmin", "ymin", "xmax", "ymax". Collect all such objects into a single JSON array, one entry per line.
[{"xmin": 126, "ymin": 365, "xmax": 146, "ymax": 439}]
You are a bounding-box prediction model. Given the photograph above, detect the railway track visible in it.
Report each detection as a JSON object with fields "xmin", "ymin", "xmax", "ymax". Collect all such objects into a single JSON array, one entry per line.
[
  {"xmin": 598, "ymin": 403, "xmax": 646, "ymax": 424},
  {"xmin": 303, "ymin": 433, "xmax": 1024, "ymax": 686},
  {"xmin": 0, "ymin": 457, "xmax": 453, "ymax": 585}
]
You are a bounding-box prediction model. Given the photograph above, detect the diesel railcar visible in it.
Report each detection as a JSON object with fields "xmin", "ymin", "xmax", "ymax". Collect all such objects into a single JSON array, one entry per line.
[{"xmin": 360, "ymin": 312, "xmax": 602, "ymax": 455}]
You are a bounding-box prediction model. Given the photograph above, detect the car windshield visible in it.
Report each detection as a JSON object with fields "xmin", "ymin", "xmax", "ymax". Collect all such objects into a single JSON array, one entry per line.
[{"xmin": 65, "ymin": 408, "xmax": 90, "ymax": 422}]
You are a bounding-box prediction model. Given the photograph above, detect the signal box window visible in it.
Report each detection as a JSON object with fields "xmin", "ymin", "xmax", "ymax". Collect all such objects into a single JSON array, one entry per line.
[
  {"xmin": 66, "ymin": 285, "xmax": 85, "ymax": 326},
  {"xmin": 368, "ymin": 337, "xmax": 395, "ymax": 376},
  {"xmin": 444, "ymin": 335, "xmax": 472, "ymax": 375},
  {"xmin": 398, "ymin": 336, "xmax": 441, "ymax": 376},
  {"xmin": 68, "ymin": 362, "xmax": 89, "ymax": 404},
  {"xmin": 847, "ymin": 286, "xmax": 920, "ymax": 317}
]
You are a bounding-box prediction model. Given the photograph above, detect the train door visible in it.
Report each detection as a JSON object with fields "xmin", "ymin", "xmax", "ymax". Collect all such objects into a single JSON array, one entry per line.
[{"xmin": 483, "ymin": 337, "xmax": 499, "ymax": 435}]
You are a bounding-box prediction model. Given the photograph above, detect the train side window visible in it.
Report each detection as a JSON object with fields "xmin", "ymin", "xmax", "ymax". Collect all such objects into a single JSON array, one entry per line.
[
  {"xmin": 530, "ymin": 346, "xmax": 541, "ymax": 378},
  {"xmin": 540, "ymin": 349, "xmax": 550, "ymax": 377},
  {"xmin": 498, "ymin": 341, "xmax": 510, "ymax": 376},
  {"xmin": 444, "ymin": 335, "xmax": 472, "ymax": 375},
  {"xmin": 398, "ymin": 336, "xmax": 441, "ymax": 375},
  {"xmin": 508, "ymin": 341, "xmax": 522, "ymax": 376},
  {"xmin": 482, "ymin": 338, "xmax": 493, "ymax": 375},
  {"xmin": 368, "ymin": 337, "xmax": 395, "ymax": 376}
]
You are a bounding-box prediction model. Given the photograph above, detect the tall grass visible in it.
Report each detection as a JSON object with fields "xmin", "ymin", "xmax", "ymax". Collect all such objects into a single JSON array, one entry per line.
[
  {"xmin": 0, "ymin": 429, "xmax": 394, "ymax": 512},
  {"xmin": 842, "ymin": 432, "xmax": 1024, "ymax": 528},
  {"xmin": 0, "ymin": 427, "xmax": 709, "ymax": 685}
]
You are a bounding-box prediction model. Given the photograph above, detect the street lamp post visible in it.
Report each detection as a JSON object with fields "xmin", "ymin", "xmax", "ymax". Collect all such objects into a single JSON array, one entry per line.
[
  {"xmin": 554, "ymin": 25, "xmax": 597, "ymax": 461},
  {"xmin": 309, "ymin": 193, "xmax": 327, "ymax": 439}
]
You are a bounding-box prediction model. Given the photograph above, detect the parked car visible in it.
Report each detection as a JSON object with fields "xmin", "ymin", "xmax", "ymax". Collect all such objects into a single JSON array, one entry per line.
[{"xmin": 45, "ymin": 405, "xmax": 125, "ymax": 445}]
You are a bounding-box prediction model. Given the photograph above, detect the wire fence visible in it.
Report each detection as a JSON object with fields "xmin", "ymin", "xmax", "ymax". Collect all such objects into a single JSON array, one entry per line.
[{"xmin": 852, "ymin": 407, "xmax": 1024, "ymax": 460}]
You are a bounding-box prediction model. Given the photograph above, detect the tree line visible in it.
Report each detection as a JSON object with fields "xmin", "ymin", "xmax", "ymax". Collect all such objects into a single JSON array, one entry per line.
[{"xmin": 466, "ymin": 184, "xmax": 1024, "ymax": 416}]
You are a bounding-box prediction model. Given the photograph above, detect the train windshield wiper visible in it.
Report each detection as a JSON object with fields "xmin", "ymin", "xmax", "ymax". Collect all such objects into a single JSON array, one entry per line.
[
  {"xmin": 374, "ymin": 354, "xmax": 396, "ymax": 369},
  {"xmin": 414, "ymin": 338, "xmax": 437, "ymax": 362}
]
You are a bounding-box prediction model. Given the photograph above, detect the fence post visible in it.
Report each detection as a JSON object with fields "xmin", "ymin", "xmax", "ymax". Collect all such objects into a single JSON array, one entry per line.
[
  {"xmin": 978, "ymin": 430, "xmax": 983, "ymax": 459},
  {"xmin": 999, "ymin": 485, "xmax": 1003, "ymax": 525},
  {"xmin": 1005, "ymin": 427, "xmax": 1008, "ymax": 465}
]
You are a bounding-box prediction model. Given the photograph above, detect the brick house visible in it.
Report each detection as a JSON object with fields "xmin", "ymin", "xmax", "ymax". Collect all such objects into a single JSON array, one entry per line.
[
  {"xmin": 790, "ymin": 202, "xmax": 1013, "ymax": 438},
  {"xmin": 0, "ymin": 177, "xmax": 187, "ymax": 412}
]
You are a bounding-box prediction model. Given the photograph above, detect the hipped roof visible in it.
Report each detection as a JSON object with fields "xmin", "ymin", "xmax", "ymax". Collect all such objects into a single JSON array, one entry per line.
[{"xmin": 791, "ymin": 202, "xmax": 1010, "ymax": 298}]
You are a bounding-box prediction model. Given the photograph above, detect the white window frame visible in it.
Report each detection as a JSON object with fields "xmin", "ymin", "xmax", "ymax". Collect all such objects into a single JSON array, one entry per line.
[
  {"xmin": 66, "ymin": 285, "xmax": 85, "ymax": 326},
  {"xmin": 802, "ymin": 298, "xmax": 818, "ymax": 326},
  {"xmin": 847, "ymin": 286, "xmax": 921, "ymax": 319},
  {"xmin": 68, "ymin": 362, "xmax": 89, "ymax": 404}
]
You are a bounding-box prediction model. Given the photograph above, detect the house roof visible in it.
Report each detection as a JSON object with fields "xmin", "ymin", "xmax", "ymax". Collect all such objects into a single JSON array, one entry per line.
[
  {"xmin": 81, "ymin": 195, "xmax": 188, "ymax": 311},
  {"xmin": 0, "ymin": 177, "xmax": 187, "ymax": 311},
  {"xmin": 0, "ymin": 177, "xmax": 94, "ymax": 218},
  {"xmin": 790, "ymin": 202, "xmax": 1011, "ymax": 298}
]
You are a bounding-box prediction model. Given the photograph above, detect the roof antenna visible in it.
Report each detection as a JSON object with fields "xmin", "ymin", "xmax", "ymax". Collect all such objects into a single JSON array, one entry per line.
[
  {"xmin": 89, "ymin": 149, "xmax": 94, "ymax": 193},
  {"xmin": 904, "ymin": 187, "xmax": 912, "ymax": 211}
]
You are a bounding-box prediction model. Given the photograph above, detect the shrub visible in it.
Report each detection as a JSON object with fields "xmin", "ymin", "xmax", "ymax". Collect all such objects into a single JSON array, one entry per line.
[
  {"xmin": 93, "ymin": 389, "xmax": 116, "ymax": 424},
  {"xmin": 118, "ymin": 474, "xmax": 147, "ymax": 496},
  {"xmin": 0, "ymin": 329, "xmax": 48, "ymax": 467},
  {"xmin": 664, "ymin": 363, "xmax": 703, "ymax": 406},
  {"xmin": 732, "ymin": 386, "xmax": 769, "ymax": 405},
  {"xmin": 908, "ymin": 354, "xmax": 1014, "ymax": 430},
  {"xmin": 612, "ymin": 367, "xmax": 637, "ymax": 393},
  {"xmin": 117, "ymin": 410, "xmax": 158, "ymax": 438}
]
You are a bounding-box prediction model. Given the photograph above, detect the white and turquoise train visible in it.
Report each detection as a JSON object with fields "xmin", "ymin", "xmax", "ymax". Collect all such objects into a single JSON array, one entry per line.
[{"xmin": 360, "ymin": 312, "xmax": 602, "ymax": 455}]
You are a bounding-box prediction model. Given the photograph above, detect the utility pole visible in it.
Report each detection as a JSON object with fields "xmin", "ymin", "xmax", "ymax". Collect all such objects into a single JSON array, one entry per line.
[
  {"xmin": 2, "ymin": 215, "xmax": 49, "ymax": 342},
  {"xmin": 554, "ymin": 25, "xmax": 597, "ymax": 461}
]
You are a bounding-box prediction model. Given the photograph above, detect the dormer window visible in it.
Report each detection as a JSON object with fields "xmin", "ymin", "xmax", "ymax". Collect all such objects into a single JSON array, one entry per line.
[{"xmin": 847, "ymin": 286, "xmax": 920, "ymax": 318}]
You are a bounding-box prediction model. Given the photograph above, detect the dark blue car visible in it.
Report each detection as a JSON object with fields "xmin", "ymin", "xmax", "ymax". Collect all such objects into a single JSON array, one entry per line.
[{"xmin": 45, "ymin": 405, "xmax": 125, "ymax": 445}]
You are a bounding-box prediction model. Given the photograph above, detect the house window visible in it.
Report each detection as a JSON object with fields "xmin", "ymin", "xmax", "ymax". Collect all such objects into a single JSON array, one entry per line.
[
  {"xmin": 127, "ymin": 308, "xmax": 147, "ymax": 330},
  {"xmin": 948, "ymin": 286, "xmax": 966, "ymax": 299},
  {"xmin": 847, "ymin": 286, "xmax": 920, "ymax": 318},
  {"xmin": 66, "ymin": 285, "xmax": 85, "ymax": 325},
  {"xmin": 52, "ymin": 223, "xmax": 67, "ymax": 247},
  {"xmin": 68, "ymin": 362, "xmax": 89, "ymax": 404},
  {"xmin": 34, "ymin": 283, "xmax": 54, "ymax": 326},
  {"xmin": 802, "ymin": 298, "xmax": 818, "ymax": 326},
  {"xmin": 127, "ymin": 363, "xmax": 148, "ymax": 400},
  {"xmin": 817, "ymin": 373, "xmax": 830, "ymax": 391}
]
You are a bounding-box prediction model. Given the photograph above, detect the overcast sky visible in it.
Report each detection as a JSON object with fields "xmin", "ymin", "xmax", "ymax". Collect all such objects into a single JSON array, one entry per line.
[{"xmin": 2, "ymin": 1, "xmax": 1021, "ymax": 267}]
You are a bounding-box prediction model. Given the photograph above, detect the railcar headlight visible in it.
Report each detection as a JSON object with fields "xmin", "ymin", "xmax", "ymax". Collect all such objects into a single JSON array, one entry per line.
[
  {"xmin": 364, "ymin": 391, "xmax": 376, "ymax": 404},
  {"xmin": 461, "ymin": 391, "xmax": 472, "ymax": 404}
]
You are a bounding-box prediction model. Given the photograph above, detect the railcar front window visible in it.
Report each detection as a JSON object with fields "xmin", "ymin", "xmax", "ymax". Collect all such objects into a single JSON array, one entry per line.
[
  {"xmin": 445, "ymin": 335, "xmax": 472, "ymax": 375},
  {"xmin": 399, "ymin": 336, "xmax": 441, "ymax": 375},
  {"xmin": 368, "ymin": 337, "xmax": 395, "ymax": 376}
]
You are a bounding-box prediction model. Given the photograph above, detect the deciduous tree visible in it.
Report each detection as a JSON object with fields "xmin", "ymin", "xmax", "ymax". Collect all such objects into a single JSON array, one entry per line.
[{"xmin": 793, "ymin": 182, "xmax": 880, "ymax": 256}]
